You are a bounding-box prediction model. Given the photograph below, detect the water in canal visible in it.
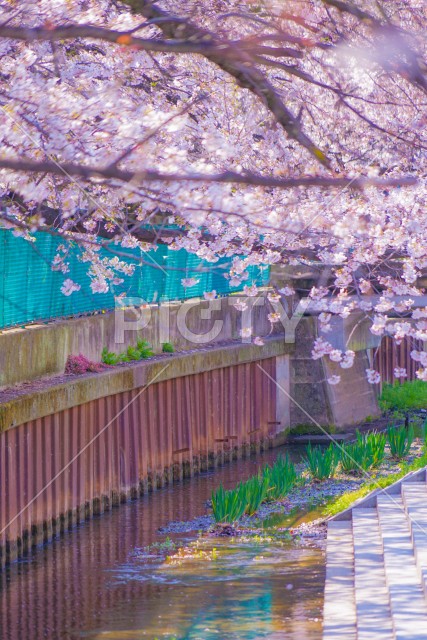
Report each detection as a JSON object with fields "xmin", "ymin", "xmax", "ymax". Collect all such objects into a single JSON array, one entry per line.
[{"xmin": 0, "ymin": 447, "xmax": 325, "ymax": 639}]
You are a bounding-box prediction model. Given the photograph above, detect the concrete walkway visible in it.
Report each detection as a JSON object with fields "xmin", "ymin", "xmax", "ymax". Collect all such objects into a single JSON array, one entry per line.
[{"xmin": 323, "ymin": 468, "xmax": 427, "ymax": 639}]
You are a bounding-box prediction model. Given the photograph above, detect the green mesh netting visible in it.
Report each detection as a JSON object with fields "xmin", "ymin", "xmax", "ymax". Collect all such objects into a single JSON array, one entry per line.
[{"xmin": 0, "ymin": 229, "xmax": 269, "ymax": 329}]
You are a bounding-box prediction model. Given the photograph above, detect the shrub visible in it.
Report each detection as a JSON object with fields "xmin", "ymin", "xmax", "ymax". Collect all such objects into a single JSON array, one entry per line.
[
  {"xmin": 162, "ymin": 342, "xmax": 175, "ymax": 353},
  {"xmin": 65, "ymin": 354, "xmax": 104, "ymax": 375},
  {"xmin": 303, "ymin": 443, "xmax": 339, "ymax": 480},
  {"xmin": 379, "ymin": 380, "xmax": 427, "ymax": 412},
  {"xmin": 243, "ymin": 475, "xmax": 268, "ymax": 515},
  {"xmin": 211, "ymin": 484, "xmax": 247, "ymax": 524},
  {"xmin": 387, "ymin": 424, "xmax": 415, "ymax": 459},
  {"xmin": 263, "ymin": 454, "xmax": 297, "ymax": 500},
  {"xmin": 101, "ymin": 340, "xmax": 154, "ymax": 365}
]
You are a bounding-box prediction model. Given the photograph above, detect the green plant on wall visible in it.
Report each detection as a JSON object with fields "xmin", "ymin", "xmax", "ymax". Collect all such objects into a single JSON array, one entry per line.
[
  {"xmin": 101, "ymin": 339, "xmax": 154, "ymax": 365},
  {"xmin": 288, "ymin": 423, "xmax": 337, "ymax": 437},
  {"xmin": 101, "ymin": 347, "xmax": 120, "ymax": 365},
  {"xmin": 123, "ymin": 345, "xmax": 142, "ymax": 361},
  {"xmin": 162, "ymin": 342, "xmax": 175, "ymax": 353},
  {"xmin": 136, "ymin": 339, "xmax": 154, "ymax": 359}
]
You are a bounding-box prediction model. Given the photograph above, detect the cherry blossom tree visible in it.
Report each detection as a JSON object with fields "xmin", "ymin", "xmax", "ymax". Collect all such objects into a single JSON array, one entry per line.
[{"xmin": 0, "ymin": 0, "xmax": 426, "ymax": 381}]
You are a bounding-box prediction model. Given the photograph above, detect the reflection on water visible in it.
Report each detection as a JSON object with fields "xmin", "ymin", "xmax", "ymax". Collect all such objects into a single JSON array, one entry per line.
[
  {"xmin": 261, "ymin": 505, "xmax": 326, "ymax": 530},
  {"xmin": 0, "ymin": 446, "xmax": 325, "ymax": 640}
]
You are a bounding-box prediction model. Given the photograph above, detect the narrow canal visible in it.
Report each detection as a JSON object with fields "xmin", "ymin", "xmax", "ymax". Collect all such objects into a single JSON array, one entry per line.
[{"xmin": 0, "ymin": 446, "xmax": 325, "ymax": 639}]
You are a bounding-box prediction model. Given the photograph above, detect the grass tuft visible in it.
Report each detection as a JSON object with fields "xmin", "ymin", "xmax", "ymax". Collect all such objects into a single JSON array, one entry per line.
[
  {"xmin": 339, "ymin": 431, "xmax": 386, "ymax": 474},
  {"xmin": 211, "ymin": 484, "xmax": 247, "ymax": 524},
  {"xmin": 303, "ymin": 443, "xmax": 339, "ymax": 480},
  {"xmin": 324, "ymin": 451, "xmax": 427, "ymax": 518},
  {"xmin": 387, "ymin": 424, "xmax": 414, "ymax": 459},
  {"xmin": 242, "ymin": 476, "xmax": 269, "ymax": 515},
  {"xmin": 161, "ymin": 342, "xmax": 175, "ymax": 353},
  {"xmin": 263, "ymin": 454, "xmax": 298, "ymax": 501}
]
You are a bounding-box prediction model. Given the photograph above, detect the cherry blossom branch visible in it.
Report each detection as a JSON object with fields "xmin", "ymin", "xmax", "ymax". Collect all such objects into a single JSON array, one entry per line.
[
  {"xmin": 0, "ymin": 24, "xmax": 220, "ymax": 54},
  {"xmin": 1, "ymin": 211, "xmax": 226, "ymax": 273},
  {"xmin": 0, "ymin": 24, "xmax": 304, "ymax": 60},
  {"xmin": 0, "ymin": 157, "xmax": 417, "ymax": 189}
]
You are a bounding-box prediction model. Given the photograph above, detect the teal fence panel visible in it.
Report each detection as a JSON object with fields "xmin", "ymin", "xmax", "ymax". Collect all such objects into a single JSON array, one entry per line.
[{"xmin": 0, "ymin": 229, "xmax": 270, "ymax": 329}]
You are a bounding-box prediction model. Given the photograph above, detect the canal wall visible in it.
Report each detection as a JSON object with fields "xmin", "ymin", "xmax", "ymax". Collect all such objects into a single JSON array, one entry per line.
[
  {"xmin": 0, "ymin": 299, "xmax": 382, "ymax": 568},
  {"xmin": 0, "ymin": 338, "xmax": 290, "ymax": 567}
]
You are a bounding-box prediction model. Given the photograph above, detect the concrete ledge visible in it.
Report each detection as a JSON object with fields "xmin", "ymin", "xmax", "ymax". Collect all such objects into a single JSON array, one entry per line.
[
  {"xmin": 0, "ymin": 336, "xmax": 289, "ymax": 432},
  {"xmin": 289, "ymin": 434, "xmax": 354, "ymax": 444}
]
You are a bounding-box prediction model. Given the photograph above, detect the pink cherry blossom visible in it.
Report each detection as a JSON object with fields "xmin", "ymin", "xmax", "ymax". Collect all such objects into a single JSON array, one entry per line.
[
  {"xmin": 243, "ymin": 285, "xmax": 258, "ymax": 297},
  {"xmin": 233, "ymin": 300, "xmax": 248, "ymax": 312},
  {"xmin": 0, "ymin": 0, "xmax": 425, "ymax": 391},
  {"xmin": 366, "ymin": 369, "xmax": 381, "ymax": 384},
  {"xmin": 329, "ymin": 349, "xmax": 342, "ymax": 363},
  {"xmin": 279, "ymin": 286, "xmax": 295, "ymax": 297},
  {"xmin": 394, "ymin": 367, "xmax": 408, "ymax": 379},
  {"xmin": 61, "ymin": 278, "xmax": 81, "ymax": 296},
  {"xmin": 181, "ymin": 278, "xmax": 200, "ymax": 288}
]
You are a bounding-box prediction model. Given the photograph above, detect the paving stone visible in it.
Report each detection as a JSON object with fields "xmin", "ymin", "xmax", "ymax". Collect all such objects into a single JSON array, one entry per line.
[
  {"xmin": 352, "ymin": 509, "xmax": 393, "ymax": 640},
  {"xmin": 323, "ymin": 521, "xmax": 357, "ymax": 640},
  {"xmin": 324, "ymin": 471, "xmax": 427, "ymax": 640},
  {"xmin": 377, "ymin": 495, "xmax": 427, "ymax": 640},
  {"xmin": 402, "ymin": 484, "xmax": 427, "ymax": 599}
]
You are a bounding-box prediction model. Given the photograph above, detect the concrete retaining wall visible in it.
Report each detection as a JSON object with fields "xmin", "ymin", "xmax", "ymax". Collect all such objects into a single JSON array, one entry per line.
[
  {"xmin": 0, "ymin": 295, "xmax": 282, "ymax": 389},
  {"xmin": 289, "ymin": 318, "xmax": 379, "ymax": 428}
]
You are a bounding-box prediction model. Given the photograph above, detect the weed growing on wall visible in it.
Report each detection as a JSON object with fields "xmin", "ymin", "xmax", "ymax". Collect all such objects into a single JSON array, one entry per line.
[{"xmin": 101, "ymin": 340, "xmax": 154, "ymax": 365}]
